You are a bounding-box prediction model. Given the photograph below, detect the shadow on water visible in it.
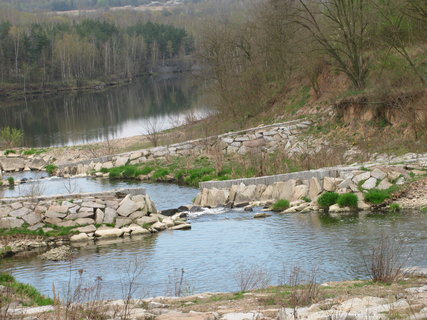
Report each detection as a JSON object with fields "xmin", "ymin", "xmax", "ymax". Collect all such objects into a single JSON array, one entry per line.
[{"xmin": 0, "ymin": 74, "xmax": 209, "ymax": 147}]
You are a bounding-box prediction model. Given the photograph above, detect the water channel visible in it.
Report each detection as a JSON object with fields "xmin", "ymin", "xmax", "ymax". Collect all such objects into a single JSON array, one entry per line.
[
  {"xmin": 1, "ymin": 180, "xmax": 426, "ymax": 299},
  {"xmin": 0, "ymin": 74, "xmax": 209, "ymax": 147}
]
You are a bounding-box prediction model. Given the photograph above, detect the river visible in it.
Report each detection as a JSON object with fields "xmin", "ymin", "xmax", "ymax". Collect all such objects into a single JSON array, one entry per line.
[{"xmin": 0, "ymin": 74, "xmax": 209, "ymax": 147}]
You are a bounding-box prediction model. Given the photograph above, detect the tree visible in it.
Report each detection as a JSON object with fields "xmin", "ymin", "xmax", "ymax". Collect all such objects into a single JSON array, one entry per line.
[{"xmin": 296, "ymin": 0, "xmax": 370, "ymax": 89}]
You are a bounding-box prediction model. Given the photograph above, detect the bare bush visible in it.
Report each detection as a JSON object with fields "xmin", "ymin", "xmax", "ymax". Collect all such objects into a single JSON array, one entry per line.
[
  {"xmin": 288, "ymin": 266, "xmax": 319, "ymax": 309},
  {"xmin": 233, "ymin": 265, "xmax": 271, "ymax": 292},
  {"xmin": 364, "ymin": 234, "xmax": 410, "ymax": 283},
  {"xmin": 165, "ymin": 268, "xmax": 193, "ymax": 297},
  {"xmin": 144, "ymin": 118, "xmax": 162, "ymax": 147}
]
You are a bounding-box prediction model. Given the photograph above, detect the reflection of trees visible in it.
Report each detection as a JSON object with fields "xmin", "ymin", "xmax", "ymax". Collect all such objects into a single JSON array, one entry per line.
[{"xmin": 0, "ymin": 75, "xmax": 199, "ymax": 147}]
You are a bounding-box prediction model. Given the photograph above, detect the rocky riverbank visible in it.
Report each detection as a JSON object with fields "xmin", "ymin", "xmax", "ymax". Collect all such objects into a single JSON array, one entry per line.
[
  {"xmin": 0, "ymin": 188, "xmax": 191, "ymax": 257},
  {"xmin": 4, "ymin": 268, "xmax": 427, "ymax": 320}
]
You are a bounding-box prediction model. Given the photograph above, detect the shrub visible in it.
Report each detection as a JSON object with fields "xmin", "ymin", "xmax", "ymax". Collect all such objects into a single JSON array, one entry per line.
[
  {"xmin": 45, "ymin": 164, "xmax": 58, "ymax": 175},
  {"xmin": 139, "ymin": 166, "xmax": 153, "ymax": 175},
  {"xmin": 389, "ymin": 203, "xmax": 401, "ymax": 213},
  {"xmin": 0, "ymin": 127, "xmax": 23, "ymax": 147},
  {"xmin": 317, "ymin": 192, "xmax": 339, "ymax": 208},
  {"xmin": 337, "ymin": 193, "xmax": 358, "ymax": 208},
  {"xmin": 271, "ymin": 199, "xmax": 290, "ymax": 212},
  {"xmin": 152, "ymin": 168, "xmax": 169, "ymax": 180},
  {"xmin": 99, "ymin": 168, "xmax": 109, "ymax": 173},
  {"xmin": 108, "ymin": 167, "xmax": 122, "ymax": 178},
  {"xmin": 364, "ymin": 189, "xmax": 390, "ymax": 204},
  {"xmin": 4, "ymin": 149, "xmax": 16, "ymax": 155},
  {"xmin": 302, "ymin": 196, "xmax": 311, "ymax": 203},
  {"xmin": 7, "ymin": 177, "xmax": 14, "ymax": 186},
  {"xmin": 123, "ymin": 166, "xmax": 138, "ymax": 178}
]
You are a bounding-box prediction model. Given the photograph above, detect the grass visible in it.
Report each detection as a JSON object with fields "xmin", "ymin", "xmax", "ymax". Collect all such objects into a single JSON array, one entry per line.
[
  {"xmin": 336, "ymin": 193, "xmax": 358, "ymax": 208},
  {"xmin": 7, "ymin": 176, "xmax": 14, "ymax": 185},
  {"xmin": 0, "ymin": 224, "xmax": 79, "ymax": 237},
  {"xmin": 317, "ymin": 192, "xmax": 339, "ymax": 208},
  {"xmin": 0, "ymin": 272, "xmax": 53, "ymax": 306},
  {"xmin": 45, "ymin": 164, "xmax": 58, "ymax": 175},
  {"xmin": 364, "ymin": 186, "xmax": 398, "ymax": 204},
  {"xmin": 389, "ymin": 203, "xmax": 401, "ymax": 213},
  {"xmin": 22, "ymin": 148, "xmax": 48, "ymax": 156},
  {"xmin": 271, "ymin": 199, "xmax": 290, "ymax": 211}
]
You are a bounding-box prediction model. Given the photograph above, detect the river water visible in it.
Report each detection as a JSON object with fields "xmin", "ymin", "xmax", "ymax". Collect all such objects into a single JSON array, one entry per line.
[
  {"xmin": 1, "ymin": 200, "xmax": 426, "ymax": 299},
  {"xmin": 0, "ymin": 74, "xmax": 209, "ymax": 147}
]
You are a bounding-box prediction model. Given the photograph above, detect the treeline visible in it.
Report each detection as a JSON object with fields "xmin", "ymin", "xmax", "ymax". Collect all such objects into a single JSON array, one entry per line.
[
  {"xmin": 199, "ymin": 0, "xmax": 427, "ymax": 122},
  {"xmin": 0, "ymin": 15, "xmax": 194, "ymax": 86},
  {"xmin": 0, "ymin": 0, "xmax": 205, "ymax": 12}
]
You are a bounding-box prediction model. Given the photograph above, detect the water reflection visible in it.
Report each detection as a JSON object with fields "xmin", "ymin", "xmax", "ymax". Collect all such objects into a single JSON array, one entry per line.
[{"xmin": 0, "ymin": 74, "xmax": 209, "ymax": 147}]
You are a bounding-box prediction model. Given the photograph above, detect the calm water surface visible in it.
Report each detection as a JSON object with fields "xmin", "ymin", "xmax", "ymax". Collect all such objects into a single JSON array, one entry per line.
[
  {"xmin": 2, "ymin": 210, "xmax": 426, "ymax": 299},
  {"xmin": 0, "ymin": 74, "xmax": 209, "ymax": 147}
]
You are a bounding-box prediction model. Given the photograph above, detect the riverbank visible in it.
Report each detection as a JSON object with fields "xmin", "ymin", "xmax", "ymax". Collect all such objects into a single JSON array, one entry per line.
[{"xmin": 2, "ymin": 267, "xmax": 427, "ymax": 319}]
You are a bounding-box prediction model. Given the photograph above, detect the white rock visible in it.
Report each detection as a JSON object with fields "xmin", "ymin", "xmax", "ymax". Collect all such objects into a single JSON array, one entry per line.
[
  {"xmin": 371, "ymin": 168, "xmax": 387, "ymax": 180},
  {"xmin": 353, "ymin": 171, "xmax": 371, "ymax": 184},
  {"xmin": 362, "ymin": 177, "xmax": 377, "ymax": 190},
  {"xmin": 94, "ymin": 228, "xmax": 124, "ymax": 238}
]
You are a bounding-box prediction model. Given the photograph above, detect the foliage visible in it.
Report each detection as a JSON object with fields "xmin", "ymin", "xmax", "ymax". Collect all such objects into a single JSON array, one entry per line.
[
  {"xmin": 0, "ymin": 127, "xmax": 23, "ymax": 148},
  {"xmin": 0, "ymin": 224, "xmax": 78, "ymax": 237},
  {"xmin": 364, "ymin": 189, "xmax": 391, "ymax": 204},
  {"xmin": 271, "ymin": 199, "xmax": 290, "ymax": 212},
  {"xmin": 317, "ymin": 192, "xmax": 339, "ymax": 208},
  {"xmin": 4, "ymin": 149, "xmax": 16, "ymax": 155},
  {"xmin": 0, "ymin": 272, "xmax": 53, "ymax": 306},
  {"xmin": 336, "ymin": 193, "xmax": 358, "ymax": 208},
  {"xmin": 389, "ymin": 203, "xmax": 401, "ymax": 212},
  {"xmin": 7, "ymin": 177, "xmax": 14, "ymax": 186},
  {"xmin": 152, "ymin": 168, "xmax": 170, "ymax": 180},
  {"xmin": 22, "ymin": 148, "xmax": 47, "ymax": 155},
  {"xmin": 45, "ymin": 164, "xmax": 58, "ymax": 175}
]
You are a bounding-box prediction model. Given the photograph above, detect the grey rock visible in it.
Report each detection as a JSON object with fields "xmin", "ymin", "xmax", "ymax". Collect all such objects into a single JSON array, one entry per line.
[
  {"xmin": 9, "ymin": 207, "xmax": 32, "ymax": 218},
  {"xmin": 95, "ymin": 208, "xmax": 104, "ymax": 224},
  {"xmin": 115, "ymin": 218, "xmax": 132, "ymax": 228},
  {"xmin": 0, "ymin": 217, "xmax": 24, "ymax": 228},
  {"xmin": 371, "ymin": 168, "xmax": 387, "ymax": 180},
  {"xmin": 22, "ymin": 212, "xmax": 42, "ymax": 226},
  {"xmin": 103, "ymin": 207, "xmax": 117, "ymax": 224},
  {"xmin": 75, "ymin": 218, "xmax": 95, "ymax": 225},
  {"xmin": 117, "ymin": 196, "xmax": 140, "ymax": 217},
  {"xmin": 362, "ymin": 177, "xmax": 377, "ymax": 190},
  {"xmin": 0, "ymin": 157, "xmax": 25, "ymax": 171},
  {"xmin": 94, "ymin": 228, "xmax": 124, "ymax": 238},
  {"xmin": 77, "ymin": 225, "xmax": 96, "ymax": 233}
]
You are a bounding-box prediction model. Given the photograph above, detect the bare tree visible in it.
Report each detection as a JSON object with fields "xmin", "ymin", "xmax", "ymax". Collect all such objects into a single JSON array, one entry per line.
[
  {"xmin": 296, "ymin": 0, "xmax": 370, "ymax": 89},
  {"xmin": 144, "ymin": 118, "xmax": 162, "ymax": 147}
]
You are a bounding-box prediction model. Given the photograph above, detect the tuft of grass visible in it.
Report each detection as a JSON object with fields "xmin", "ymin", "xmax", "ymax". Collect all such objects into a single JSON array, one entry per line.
[
  {"xmin": 7, "ymin": 176, "xmax": 14, "ymax": 186},
  {"xmin": 0, "ymin": 224, "xmax": 78, "ymax": 237},
  {"xmin": 45, "ymin": 164, "xmax": 58, "ymax": 175},
  {"xmin": 389, "ymin": 203, "xmax": 401, "ymax": 213},
  {"xmin": 337, "ymin": 193, "xmax": 358, "ymax": 208},
  {"xmin": 363, "ymin": 186, "xmax": 398, "ymax": 204},
  {"xmin": 152, "ymin": 168, "xmax": 170, "ymax": 180},
  {"xmin": 271, "ymin": 199, "xmax": 290, "ymax": 212},
  {"xmin": 317, "ymin": 192, "xmax": 339, "ymax": 208},
  {"xmin": 4, "ymin": 149, "xmax": 16, "ymax": 155}
]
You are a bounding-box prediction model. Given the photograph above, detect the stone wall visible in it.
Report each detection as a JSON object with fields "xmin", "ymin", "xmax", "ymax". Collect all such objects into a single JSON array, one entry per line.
[
  {"xmin": 194, "ymin": 164, "xmax": 422, "ymax": 211},
  {"xmin": 58, "ymin": 120, "xmax": 312, "ymax": 176},
  {"xmin": 0, "ymin": 188, "xmax": 191, "ymax": 242}
]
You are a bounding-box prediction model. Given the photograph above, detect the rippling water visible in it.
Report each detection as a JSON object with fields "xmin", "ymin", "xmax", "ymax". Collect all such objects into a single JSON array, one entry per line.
[{"xmin": 2, "ymin": 210, "xmax": 426, "ymax": 299}]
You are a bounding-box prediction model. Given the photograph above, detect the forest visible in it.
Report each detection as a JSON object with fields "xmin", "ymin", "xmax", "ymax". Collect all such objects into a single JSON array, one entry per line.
[{"xmin": 0, "ymin": 11, "xmax": 193, "ymax": 88}]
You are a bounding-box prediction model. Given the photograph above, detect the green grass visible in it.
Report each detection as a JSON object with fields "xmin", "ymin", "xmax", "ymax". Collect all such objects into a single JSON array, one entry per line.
[
  {"xmin": 45, "ymin": 164, "xmax": 58, "ymax": 175},
  {"xmin": 337, "ymin": 193, "xmax": 358, "ymax": 208},
  {"xmin": 7, "ymin": 176, "xmax": 14, "ymax": 186},
  {"xmin": 271, "ymin": 199, "xmax": 290, "ymax": 212},
  {"xmin": 22, "ymin": 148, "xmax": 48, "ymax": 156},
  {"xmin": 0, "ymin": 224, "xmax": 78, "ymax": 237},
  {"xmin": 0, "ymin": 273, "xmax": 53, "ymax": 306},
  {"xmin": 4, "ymin": 149, "xmax": 16, "ymax": 155},
  {"xmin": 364, "ymin": 186, "xmax": 398, "ymax": 204},
  {"xmin": 317, "ymin": 192, "xmax": 339, "ymax": 208},
  {"xmin": 389, "ymin": 203, "xmax": 401, "ymax": 213}
]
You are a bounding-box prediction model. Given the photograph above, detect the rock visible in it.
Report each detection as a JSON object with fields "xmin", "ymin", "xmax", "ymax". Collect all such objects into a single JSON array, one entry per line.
[
  {"xmin": 323, "ymin": 177, "xmax": 342, "ymax": 192},
  {"xmin": 161, "ymin": 208, "xmax": 179, "ymax": 216},
  {"xmin": 273, "ymin": 179, "xmax": 296, "ymax": 201},
  {"xmin": 47, "ymin": 205, "xmax": 69, "ymax": 214},
  {"xmin": 58, "ymin": 220, "xmax": 78, "ymax": 227},
  {"xmin": 27, "ymin": 158, "xmax": 47, "ymax": 171},
  {"xmin": 377, "ymin": 179, "xmax": 392, "ymax": 190},
  {"xmin": 0, "ymin": 157, "xmax": 25, "ymax": 171},
  {"xmin": 74, "ymin": 218, "xmax": 95, "ymax": 225},
  {"xmin": 254, "ymin": 213, "xmax": 271, "ymax": 218},
  {"xmin": 76, "ymin": 225, "xmax": 96, "ymax": 233},
  {"xmin": 45, "ymin": 210, "xmax": 67, "ymax": 219},
  {"xmin": 206, "ymin": 188, "xmax": 229, "ymax": 207},
  {"xmin": 0, "ymin": 206, "xmax": 10, "ymax": 217},
  {"xmin": 171, "ymin": 224, "xmax": 191, "ymax": 230},
  {"xmin": 44, "ymin": 217, "xmax": 62, "ymax": 225},
  {"xmin": 309, "ymin": 177, "xmax": 322, "ymax": 200},
  {"xmin": 292, "ymin": 185, "xmax": 308, "ymax": 202},
  {"xmin": 329, "ymin": 204, "xmax": 352, "ymax": 213},
  {"xmin": 362, "ymin": 177, "xmax": 377, "ymax": 190},
  {"xmin": 22, "ymin": 212, "xmax": 42, "ymax": 226},
  {"xmin": 222, "ymin": 312, "xmax": 263, "ymax": 320},
  {"xmin": 371, "ymin": 168, "xmax": 387, "ymax": 180},
  {"xmin": 95, "ymin": 208, "xmax": 104, "ymax": 224},
  {"xmin": 136, "ymin": 216, "xmax": 158, "ymax": 225},
  {"xmin": 28, "ymin": 223, "xmax": 45, "ymax": 230},
  {"xmin": 70, "ymin": 233, "xmax": 90, "ymax": 242},
  {"xmin": 0, "ymin": 217, "xmax": 24, "ymax": 228},
  {"xmin": 129, "ymin": 224, "xmax": 150, "ymax": 235},
  {"xmin": 358, "ymin": 200, "xmax": 371, "ymax": 210},
  {"xmin": 10, "ymin": 202, "xmax": 22, "ymax": 210},
  {"xmin": 103, "ymin": 207, "xmax": 116, "ymax": 224},
  {"xmin": 9, "ymin": 207, "xmax": 32, "ymax": 218},
  {"xmin": 94, "ymin": 228, "xmax": 124, "ymax": 238},
  {"xmin": 353, "ymin": 171, "xmax": 371, "ymax": 184},
  {"xmin": 116, "ymin": 217, "xmax": 132, "ymax": 227},
  {"xmin": 260, "ymin": 185, "xmax": 274, "ymax": 201},
  {"xmin": 152, "ymin": 221, "xmax": 167, "ymax": 231},
  {"xmin": 81, "ymin": 201, "xmax": 105, "ymax": 209},
  {"xmin": 41, "ymin": 246, "xmax": 74, "ymax": 260},
  {"xmin": 234, "ymin": 185, "xmax": 257, "ymax": 204},
  {"xmin": 117, "ymin": 196, "xmax": 140, "ymax": 217}
]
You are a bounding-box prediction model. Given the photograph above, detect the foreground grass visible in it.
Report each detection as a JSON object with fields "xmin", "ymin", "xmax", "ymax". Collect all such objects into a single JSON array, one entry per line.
[
  {"xmin": 0, "ymin": 224, "xmax": 78, "ymax": 238},
  {"xmin": 0, "ymin": 273, "xmax": 53, "ymax": 306}
]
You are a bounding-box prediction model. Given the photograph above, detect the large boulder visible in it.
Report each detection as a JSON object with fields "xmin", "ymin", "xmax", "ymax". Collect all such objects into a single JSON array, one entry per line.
[
  {"xmin": 103, "ymin": 207, "xmax": 117, "ymax": 224},
  {"xmin": 0, "ymin": 157, "xmax": 25, "ymax": 171},
  {"xmin": 272, "ymin": 180, "xmax": 296, "ymax": 201},
  {"xmin": 94, "ymin": 228, "xmax": 124, "ymax": 238},
  {"xmin": 206, "ymin": 188, "xmax": 229, "ymax": 207},
  {"xmin": 234, "ymin": 185, "xmax": 257, "ymax": 204},
  {"xmin": 362, "ymin": 177, "xmax": 377, "ymax": 190},
  {"xmin": 27, "ymin": 158, "xmax": 47, "ymax": 171},
  {"xmin": 0, "ymin": 217, "xmax": 24, "ymax": 228},
  {"xmin": 117, "ymin": 196, "xmax": 140, "ymax": 217},
  {"xmin": 9, "ymin": 207, "xmax": 32, "ymax": 218},
  {"xmin": 260, "ymin": 185, "xmax": 274, "ymax": 201},
  {"xmin": 292, "ymin": 185, "xmax": 308, "ymax": 202},
  {"xmin": 22, "ymin": 212, "xmax": 42, "ymax": 226},
  {"xmin": 308, "ymin": 177, "xmax": 322, "ymax": 200}
]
